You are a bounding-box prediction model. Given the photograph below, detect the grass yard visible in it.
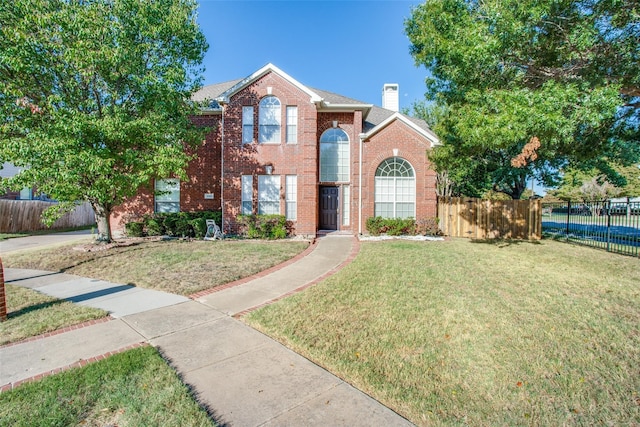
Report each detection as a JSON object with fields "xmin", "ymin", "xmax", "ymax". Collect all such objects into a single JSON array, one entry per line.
[
  {"xmin": 1, "ymin": 284, "xmax": 107, "ymax": 346},
  {"xmin": 0, "ymin": 346, "xmax": 214, "ymax": 427},
  {"xmin": 247, "ymin": 238, "xmax": 640, "ymax": 426},
  {"xmin": 3, "ymin": 238, "xmax": 309, "ymax": 296}
]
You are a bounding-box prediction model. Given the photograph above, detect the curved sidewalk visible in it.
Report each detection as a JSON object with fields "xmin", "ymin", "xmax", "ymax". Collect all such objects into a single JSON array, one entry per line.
[{"xmin": 1, "ymin": 235, "xmax": 414, "ymax": 426}]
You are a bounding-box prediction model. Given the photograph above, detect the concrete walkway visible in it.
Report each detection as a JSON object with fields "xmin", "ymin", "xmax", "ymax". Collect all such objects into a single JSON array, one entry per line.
[
  {"xmin": 0, "ymin": 235, "xmax": 413, "ymax": 426},
  {"xmin": 0, "ymin": 229, "xmax": 94, "ymax": 254}
]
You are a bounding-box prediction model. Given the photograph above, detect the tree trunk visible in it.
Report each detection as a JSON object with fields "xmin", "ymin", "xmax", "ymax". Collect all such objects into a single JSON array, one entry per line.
[
  {"xmin": 90, "ymin": 201, "xmax": 112, "ymax": 243},
  {"xmin": 0, "ymin": 257, "xmax": 7, "ymax": 322}
]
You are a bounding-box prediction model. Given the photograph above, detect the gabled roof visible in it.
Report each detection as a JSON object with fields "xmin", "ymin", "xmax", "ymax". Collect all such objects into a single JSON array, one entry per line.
[
  {"xmin": 192, "ymin": 64, "xmax": 439, "ymax": 146},
  {"xmin": 363, "ymin": 107, "xmax": 440, "ymax": 147},
  {"xmin": 215, "ymin": 63, "xmax": 322, "ymax": 105}
]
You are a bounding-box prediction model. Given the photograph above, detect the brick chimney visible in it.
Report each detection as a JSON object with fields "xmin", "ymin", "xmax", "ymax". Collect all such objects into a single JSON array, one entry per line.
[{"xmin": 382, "ymin": 83, "xmax": 399, "ymax": 112}]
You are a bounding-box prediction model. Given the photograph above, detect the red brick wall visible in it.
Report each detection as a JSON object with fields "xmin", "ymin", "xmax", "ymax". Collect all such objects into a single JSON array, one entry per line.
[
  {"xmin": 357, "ymin": 119, "xmax": 437, "ymax": 233},
  {"xmin": 109, "ymin": 114, "xmax": 222, "ymax": 233},
  {"xmin": 110, "ymin": 71, "xmax": 437, "ymax": 238},
  {"xmin": 220, "ymin": 73, "xmax": 320, "ymax": 236}
]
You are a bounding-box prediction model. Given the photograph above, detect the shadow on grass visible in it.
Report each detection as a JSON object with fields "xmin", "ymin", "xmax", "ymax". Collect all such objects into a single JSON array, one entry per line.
[
  {"xmin": 57, "ymin": 240, "xmax": 153, "ymax": 273},
  {"xmin": 7, "ymin": 299, "xmax": 66, "ymax": 319},
  {"xmin": 469, "ymin": 238, "xmax": 542, "ymax": 248}
]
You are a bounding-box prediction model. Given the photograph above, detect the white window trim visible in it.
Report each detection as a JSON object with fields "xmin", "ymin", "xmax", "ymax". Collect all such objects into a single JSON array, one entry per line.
[
  {"xmin": 241, "ymin": 175, "xmax": 253, "ymax": 215},
  {"xmin": 286, "ymin": 106, "xmax": 298, "ymax": 144},
  {"xmin": 258, "ymin": 175, "xmax": 281, "ymax": 214},
  {"xmin": 242, "ymin": 106, "xmax": 254, "ymax": 144},
  {"xmin": 155, "ymin": 178, "xmax": 180, "ymax": 213},
  {"xmin": 374, "ymin": 158, "xmax": 416, "ymax": 219},
  {"xmin": 259, "ymin": 96, "xmax": 281, "ymax": 144},
  {"xmin": 319, "ymin": 128, "xmax": 350, "ymax": 183},
  {"xmin": 286, "ymin": 175, "xmax": 297, "ymax": 220}
]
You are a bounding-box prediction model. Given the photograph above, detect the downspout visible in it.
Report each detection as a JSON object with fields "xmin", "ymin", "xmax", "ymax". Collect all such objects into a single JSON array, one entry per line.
[
  {"xmin": 358, "ymin": 133, "xmax": 366, "ymax": 234},
  {"xmin": 217, "ymin": 98, "xmax": 227, "ymax": 235}
]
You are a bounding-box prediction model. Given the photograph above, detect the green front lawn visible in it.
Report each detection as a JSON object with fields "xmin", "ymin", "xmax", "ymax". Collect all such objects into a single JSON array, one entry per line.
[
  {"xmin": 0, "ymin": 346, "xmax": 214, "ymax": 427},
  {"xmin": 247, "ymin": 238, "xmax": 640, "ymax": 426},
  {"xmin": 3, "ymin": 239, "xmax": 309, "ymax": 296},
  {"xmin": 1, "ymin": 284, "xmax": 107, "ymax": 346}
]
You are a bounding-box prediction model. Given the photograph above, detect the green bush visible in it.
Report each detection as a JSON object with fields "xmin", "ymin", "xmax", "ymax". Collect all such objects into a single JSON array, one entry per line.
[
  {"xmin": 145, "ymin": 217, "xmax": 165, "ymax": 236},
  {"xmin": 124, "ymin": 211, "xmax": 222, "ymax": 238},
  {"xmin": 365, "ymin": 217, "xmax": 417, "ymax": 236},
  {"xmin": 190, "ymin": 217, "xmax": 207, "ymax": 239},
  {"xmin": 236, "ymin": 214, "xmax": 288, "ymax": 239},
  {"xmin": 124, "ymin": 221, "xmax": 144, "ymax": 237},
  {"xmin": 174, "ymin": 212, "xmax": 193, "ymax": 237}
]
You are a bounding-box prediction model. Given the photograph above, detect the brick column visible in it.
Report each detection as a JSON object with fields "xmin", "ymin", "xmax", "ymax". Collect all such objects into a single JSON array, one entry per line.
[{"xmin": 0, "ymin": 257, "xmax": 6, "ymax": 321}]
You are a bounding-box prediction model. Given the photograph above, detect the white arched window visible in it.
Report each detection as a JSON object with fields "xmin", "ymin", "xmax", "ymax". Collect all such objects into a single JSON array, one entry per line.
[
  {"xmin": 259, "ymin": 96, "xmax": 281, "ymax": 143},
  {"xmin": 320, "ymin": 128, "xmax": 349, "ymax": 182},
  {"xmin": 374, "ymin": 157, "xmax": 415, "ymax": 218}
]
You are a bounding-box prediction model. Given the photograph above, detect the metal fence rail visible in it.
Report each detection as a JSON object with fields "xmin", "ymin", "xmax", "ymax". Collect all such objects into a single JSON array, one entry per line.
[{"xmin": 542, "ymin": 200, "xmax": 640, "ymax": 257}]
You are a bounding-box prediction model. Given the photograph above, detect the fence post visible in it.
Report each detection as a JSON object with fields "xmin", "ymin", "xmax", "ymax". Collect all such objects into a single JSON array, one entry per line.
[
  {"xmin": 566, "ymin": 200, "xmax": 571, "ymax": 241},
  {"xmin": 0, "ymin": 257, "xmax": 6, "ymax": 322},
  {"xmin": 606, "ymin": 199, "xmax": 611, "ymax": 253}
]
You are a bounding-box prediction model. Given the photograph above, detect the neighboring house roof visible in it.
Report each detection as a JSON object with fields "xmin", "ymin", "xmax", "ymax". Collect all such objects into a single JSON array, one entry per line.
[{"xmin": 192, "ymin": 63, "xmax": 439, "ymax": 146}]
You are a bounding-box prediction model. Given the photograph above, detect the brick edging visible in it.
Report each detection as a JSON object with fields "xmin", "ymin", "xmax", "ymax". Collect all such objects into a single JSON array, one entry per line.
[
  {"xmin": 0, "ymin": 316, "xmax": 113, "ymax": 349},
  {"xmin": 189, "ymin": 238, "xmax": 318, "ymax": 299},
  {"xmin": 0, "ymin": 342, "xmax": 148, "ymax": 393},
  {"xmin": 233, "ymin": 236, "xmax": 361, "ymax": 318}
]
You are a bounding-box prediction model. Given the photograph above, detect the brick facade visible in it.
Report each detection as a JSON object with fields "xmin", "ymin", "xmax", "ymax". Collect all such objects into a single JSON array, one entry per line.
[{"xmin": 111, "ymin": 64, "xmax": 438, "ymax": 237}]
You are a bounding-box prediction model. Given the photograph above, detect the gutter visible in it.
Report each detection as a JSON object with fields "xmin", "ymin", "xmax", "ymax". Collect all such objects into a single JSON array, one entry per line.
[
  {"xmin": 216, "ymin": 97, "xmax": 227, "ymax": 235},
  {"xmin": 358, "ymin": 133, "xmax": 366, "ymax": 235}
]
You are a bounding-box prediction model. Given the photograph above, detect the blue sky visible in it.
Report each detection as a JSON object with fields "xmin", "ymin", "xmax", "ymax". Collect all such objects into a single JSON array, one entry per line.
[{"xmin": 196, "ymin": 0, "xmax": 426, "ymax": 110}]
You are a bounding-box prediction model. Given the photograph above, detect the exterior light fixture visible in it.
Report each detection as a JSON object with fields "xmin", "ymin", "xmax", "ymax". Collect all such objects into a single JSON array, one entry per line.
[{"xmin": 265, "ymin": 165, "xmax": 273, "ymax": 175}]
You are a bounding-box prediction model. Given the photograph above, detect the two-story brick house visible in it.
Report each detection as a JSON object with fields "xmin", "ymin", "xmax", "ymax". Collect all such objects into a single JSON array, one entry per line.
[{"xmin": 110, "ymin": 63, "xmax": 439, "ymax": 237}]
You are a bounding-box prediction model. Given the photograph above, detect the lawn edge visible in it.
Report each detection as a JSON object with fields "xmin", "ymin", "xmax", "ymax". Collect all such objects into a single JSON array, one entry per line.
[
  {"xmin": 0, "ymin": 341, "xmax": 148, "ymax": 393},
  {"xmin": 188, "ymin": 238, "xmax": 318, "ymax": 299},
  {"xmin": 0, "ymin": 316, "xmax": 113, "ymax": 349}
]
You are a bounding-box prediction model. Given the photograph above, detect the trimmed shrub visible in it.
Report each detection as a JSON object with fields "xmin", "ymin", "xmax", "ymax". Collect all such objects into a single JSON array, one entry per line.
[
  {"xmin": 174, "ymin": 212, "xmax": 194, "ymax": 237},
  {"xmin": 125, "ymin": 221, "xmax": 144, "ymax": 237},
  {"xmin": 124, "ymin": 211, "xmax": 222, "ymax": 238},
  {"xmin": 365, "ymin": 217, "xmax": 417, "ymax": 236},
  {"xmin": 145, "ymin": 217, "xmax": 165, "ymax": 236},
  {"xmin": 236, "ymin": 214, "xmax": 288, "ymax": 239},
  {"xmin": 190, "ymin": 217, "xmax": 207, "ymax": 239},
  {"xmin": 416, "ymin": 217, "xmax": 442, "ymax": 236}
]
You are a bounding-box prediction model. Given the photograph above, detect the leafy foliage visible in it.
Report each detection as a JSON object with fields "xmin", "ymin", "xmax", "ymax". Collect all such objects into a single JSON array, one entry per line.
[
  {"xmin": 406, "ymin": 0, "xmax": 639, "ymax": 199},
  {"xmin": 236, "ymin": 215, "xmax": 289, "ymax": 240},
  {"xmin": 0, "ymin": 0, "xmax": 209, "ymax": 242},
  {"xmin": 550, "ymin": 163, "xmax": 640, "ymax": 201},
  {"xmin": 366, "ymin": 217, "xmax": 442, "ymax": 236},
  {"xmin": 125, "ymin": 211, "xmax": 221, "ymax": 238}
]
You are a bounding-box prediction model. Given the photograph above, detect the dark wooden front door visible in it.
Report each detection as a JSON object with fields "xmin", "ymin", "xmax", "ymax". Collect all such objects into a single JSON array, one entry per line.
[{"xmin": 320, "ymin": 186, "xmax": 339, "ymax": 230}]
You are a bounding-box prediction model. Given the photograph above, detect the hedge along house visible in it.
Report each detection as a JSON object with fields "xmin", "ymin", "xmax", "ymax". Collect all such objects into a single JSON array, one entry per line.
[{"xmin": 110, "ymin": 64, "xmax": 440, "ymax": 237}]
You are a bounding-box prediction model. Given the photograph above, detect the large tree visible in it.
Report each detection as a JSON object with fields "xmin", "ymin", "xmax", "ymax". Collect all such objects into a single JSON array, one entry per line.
[
  {"xmin": 406, "ymin": 0, "xmax": 639, "ymax": 198},
  {"xmin": 0, "ymin": 0, "xmax": 208, "ymax": 242}
]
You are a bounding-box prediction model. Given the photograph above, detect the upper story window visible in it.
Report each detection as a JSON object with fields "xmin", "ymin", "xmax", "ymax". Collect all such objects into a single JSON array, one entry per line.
[
  {"xmin": 286, "ymin": 106, "xmax": 298, "ymax": 144},
  {"xmin": 242, "ymin": 106, "xmax": 254, "ymax": 144},
  {"xmin": 259, "ymin": 96, "xmax": 281, "ymax": 143},
  {"xmin": 320, "ymin": 128, "xmax": 350, "ymax": 182}
]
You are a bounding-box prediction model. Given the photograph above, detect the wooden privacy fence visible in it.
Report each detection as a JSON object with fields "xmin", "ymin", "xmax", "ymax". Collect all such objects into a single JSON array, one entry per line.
[
  {"xmin": 0, "ymin": 200, "xmax": 96, "ymax": 233},
  {"xmin": 438, "ymin": 197, "xmax": 542, "ymax": 240}
]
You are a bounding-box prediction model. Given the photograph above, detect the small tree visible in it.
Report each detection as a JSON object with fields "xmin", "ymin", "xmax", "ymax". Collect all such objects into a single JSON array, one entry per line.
[
  {"xmin": 0, "ymin": 0, "xmax": 209, "ymax": 242},
  {"xmin": 579, "ymin": 176, "xmax": 622, "ymax": 202}
]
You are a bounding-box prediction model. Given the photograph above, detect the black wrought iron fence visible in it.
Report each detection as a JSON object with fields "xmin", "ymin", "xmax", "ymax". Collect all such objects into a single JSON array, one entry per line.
[{"xmin": 542, "ymin": 200, "xmax": 640, "ymax": 257}]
